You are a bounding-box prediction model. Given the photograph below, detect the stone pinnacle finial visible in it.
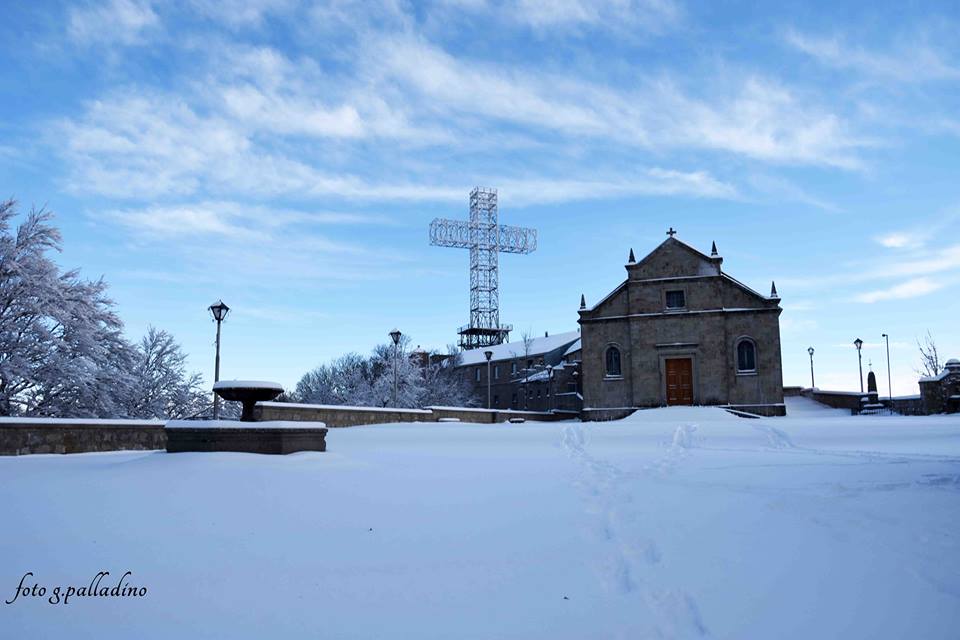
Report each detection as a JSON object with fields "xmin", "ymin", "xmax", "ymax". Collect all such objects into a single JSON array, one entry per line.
[
  {"xmin": 628, "ymin": 248, "xmax": 636, "ymax": 263},
  {"xmin": 771, "ymin": 281, "xmax": 779, "ymax": 298},
  {"xmin": 580, "ymin": 294, "xmax": 586, "ymax": 310},
  {"xmin": 711, "ymin": 241, "xmax": 718, "ymax": 256}
]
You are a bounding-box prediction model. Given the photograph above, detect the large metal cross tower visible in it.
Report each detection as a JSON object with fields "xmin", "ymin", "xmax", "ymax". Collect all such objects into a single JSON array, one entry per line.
[{"xmin": 430, "ymin": 187, "xmax": 537, "ymax": 350}]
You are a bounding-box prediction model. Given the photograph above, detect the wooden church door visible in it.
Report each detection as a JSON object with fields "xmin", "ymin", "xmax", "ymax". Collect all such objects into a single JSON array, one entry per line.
[{"xmin": 665, "ymin": 358, "xmax": 693, "ymax": 406}]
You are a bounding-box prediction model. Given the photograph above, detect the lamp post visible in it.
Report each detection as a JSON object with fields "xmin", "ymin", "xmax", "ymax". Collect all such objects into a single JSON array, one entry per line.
[
  {"xmin": 854, "ymin": 338, "xmax": 864, "ymax": 393},
  {"xmin": 484, "ymin": 350, "xmax": 493, "ymax": 409},
  {"xmin": 389, "ymin": 329, "xmax": 402, "ymax": 407},
  {"xmin": 881, "ymin": 333, "xmax": 892, "ymax": 400},
  {"xmin": 208, "ymin": 300, "xmax": 230, "ymax": 419},
  {"xmin": 807, "ymin": 347, "xmax": 815, "ymax": 388}
]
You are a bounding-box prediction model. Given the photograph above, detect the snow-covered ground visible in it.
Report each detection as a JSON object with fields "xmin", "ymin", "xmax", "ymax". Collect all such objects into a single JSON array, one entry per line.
[{"xmin": 2, "ymin": 397, "xmax": 959, "ymax": 639}]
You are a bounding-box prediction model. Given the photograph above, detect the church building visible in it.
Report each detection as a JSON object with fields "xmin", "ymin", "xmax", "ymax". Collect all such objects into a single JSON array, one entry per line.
[{"xmin": 579, "ymin": 232, "xmax": 785, "ymax": 418}]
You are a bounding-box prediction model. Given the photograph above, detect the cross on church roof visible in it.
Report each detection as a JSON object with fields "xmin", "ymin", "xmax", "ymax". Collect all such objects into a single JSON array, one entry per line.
[{"xmin": 666, "ymin": 227, "xmax": 677, "ymax": 237}]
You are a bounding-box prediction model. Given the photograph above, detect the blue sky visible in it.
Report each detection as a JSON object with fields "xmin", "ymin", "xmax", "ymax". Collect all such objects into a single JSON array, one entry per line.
[{"xmin": 1, "ymin": 0, "xmax": 958, "ymax": 395}]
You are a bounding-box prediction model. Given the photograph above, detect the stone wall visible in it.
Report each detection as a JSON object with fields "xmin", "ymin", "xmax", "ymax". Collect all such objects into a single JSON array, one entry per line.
[
  {"xmin": 427, "ymin": 406, "xmax": 567, "ymax": 423},
  {"xmin": 798, "ymin": 388, "xmax": 871, "ymax": 411},
  {"xmin": 0, "ymin": 418, "xmax": 165, "ymax": 455},
  {"xmin": 581, "ymin": 407, "xmax": 638, "ymax": 422},
  {"xmin": 722, "ymin": 403, "xmax": 786, "ymax": 417},
  {"xmin": 254, "ymin": 402, "xmax": 564, "ymax": 427},
  {"xmin": 890, "ymin": 396, "xmax": 925, "ymax": 415}
]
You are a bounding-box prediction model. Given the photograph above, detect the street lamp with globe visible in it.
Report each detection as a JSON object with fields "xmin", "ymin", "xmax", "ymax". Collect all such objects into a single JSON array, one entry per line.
[
  {"xmin": 389, "ymin": 329, "xmax": 402, "ymax": 406},
  {"xmin": 208, "ymin": 300, "xmax": 230, "ymax": 419},
  {"xmin": 484, "ymin": 350, "xmax": 494, "ymax": 409},
  {"xmin": 854, "ymin": 338, "xmax": 864, "ymax": 393}
]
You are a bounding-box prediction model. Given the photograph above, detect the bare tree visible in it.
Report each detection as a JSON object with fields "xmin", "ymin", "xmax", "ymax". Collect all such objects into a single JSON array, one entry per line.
[
  {"xmin": 521, "ymin": 328, "xmax": 534, "ymax": 360},
  {"xmin": 916, "ymin": 330, "xmax": 942, "ymax": 377}
]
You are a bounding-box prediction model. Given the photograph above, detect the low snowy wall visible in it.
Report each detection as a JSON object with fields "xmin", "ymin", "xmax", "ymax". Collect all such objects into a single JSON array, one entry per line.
[
  {"xmin": 889, "ymin": 396, "xmax": 925, "ymax": 415},
  {"xmin": 0, "ymin": 418, "xmax": 165, "ymax": 456},
  {"xmin": 254, "ymin": 403, "xmax": 433, "ymax": 428},
  {"xmin": 254, "ymin": 402, "xmax": 563, "ymax": 427},
  {"xmin": 799, "ymin": 388, "xmax": 869, "ymax": 411},
  {"xmin": 581, "ymin": 407, "xmax": 638, "ymax": 422},
  {"xmin": 426, "ymin": 406, "xmax": 566, "ymax": 424},
  {"xmin": 723, "ymin": 403, "xmax": 786, "ymax": 417}
]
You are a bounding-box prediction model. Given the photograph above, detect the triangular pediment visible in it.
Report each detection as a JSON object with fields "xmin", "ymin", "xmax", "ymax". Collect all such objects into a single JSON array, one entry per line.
[{"xmin": 628, "ymin": 237, "xmax": 721, "ymax": 279}]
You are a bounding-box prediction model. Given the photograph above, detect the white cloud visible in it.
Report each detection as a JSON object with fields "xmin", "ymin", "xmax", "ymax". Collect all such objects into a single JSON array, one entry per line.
[
  {"xmin": 746, "ymin": 174, "xmax": 841, "ymax": 212},
  {"xmin": 855, "ymin": 277, "xmax": 945, "ymax": 303},
  {"xmin": 510, "ymin": 0, "xmax": 681, "ymax": 33},
  {"xmin": 874, "ymin": 231, "xmax": 925, "ymax": 249},
  {"xmin": 373, "ymin": 37, "xmax": 865, "ymax": 168},
  {"xmin": 68, "ymin": 0, "xmax": 159, "ymax": 46},
  {"xmin": 437, "ymin": 0, "xmax": 682, "ymax": 34},
  {"xmin": 496, "ymin": 168, "xmax": 737, "ymax": 204},
  {"xmin": 60, "ymin": 83, "xmax": 737, "ymax": 204},
  {"xmin": 871, "ymin": 243, "xmax": 960, "ymax": 280},
  {"xmin": 785, "ymin": 30, "xmax": 960, "ymax": 83},
  {"xmin": 94, "ymin": 201, "xmax": 411, "ymax": 285},
  {"xmin": 101, "ymin": 201, "xmax": 394, "ymax": 241},
  {"xmin": 219, "ymin": 84, "xmax": 367, "ymax": 138},
  {"xmin": 187, "ymin": 0, "xmax": 298, "ymax": 28}
]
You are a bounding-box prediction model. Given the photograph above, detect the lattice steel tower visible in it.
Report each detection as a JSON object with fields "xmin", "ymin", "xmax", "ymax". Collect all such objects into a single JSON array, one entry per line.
[{"xmin": 429, "ymin": 187, "xmax": 538, "ymax": 350}]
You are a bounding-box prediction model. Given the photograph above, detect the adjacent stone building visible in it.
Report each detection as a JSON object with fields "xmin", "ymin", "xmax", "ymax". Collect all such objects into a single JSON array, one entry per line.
[
  {"xmin": 919, "ymin": 359, "xmax": 960, "ymax": 414},
  {"xmin": 457, "ymin": 331, "xmax": 583, "ymax": 414},
  {"xmin": 579, "ymin": 234, "xmax": 785, "ymax": 418}
]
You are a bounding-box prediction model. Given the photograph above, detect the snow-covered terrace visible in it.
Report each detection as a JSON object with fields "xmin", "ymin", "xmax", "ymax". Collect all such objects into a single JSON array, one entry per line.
[{"xmin": 2, "ymin": 397, "xmax": 959, "ymax": 638}]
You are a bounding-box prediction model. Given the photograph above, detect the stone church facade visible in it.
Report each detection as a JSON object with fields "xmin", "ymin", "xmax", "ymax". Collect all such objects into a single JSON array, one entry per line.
[{"xmin": 579, "ymin": 235, "xmax": 785, "ymax": 418}]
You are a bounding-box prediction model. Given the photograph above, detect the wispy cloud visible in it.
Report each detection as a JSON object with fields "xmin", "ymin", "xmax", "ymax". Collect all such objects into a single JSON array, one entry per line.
[
  {"xmin": 874, "ymin": 231, "xmax": 926, "ymax": 250},
  {"xmin": 746, "ymin": 173, "xmax": 841, "ymax": 212},
  {"xmin": 372, "ymin": 37, "xmax": 865, "ymax": 168},
  {"xmin": 93, "ymin": 201, "xmax": 410, "ymax": 285},
  {"xmin": 187, "ymin": 0, "xmax": 298, "ymax": 28},
  {"xmin": 855, "ymin": 277, "xmax": 945, "ymax": 303},
  {"xmin": 434, "ymin": 0, "xmax": 682, "ymax": 35},
  {"xmin": 101, "ymin": 202, "xmax": 395, "ymax": 242},
  {"xmin": 68, "ymin": 0, "xmax": 159, "ymax": 46},
  {"xmin": 785, "ymin": 29, "xmax": 960, "ymax": 83},
  {"xmin": 508, "ymin": 0, "xmax": 682, "ymax": 34}
]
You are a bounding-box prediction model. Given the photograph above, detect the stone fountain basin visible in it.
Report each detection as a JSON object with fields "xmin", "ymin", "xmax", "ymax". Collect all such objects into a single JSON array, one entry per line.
[
  {"xmin": 213, "ymin": 380, "xmax": 284, "ymax": 421},
  {"xmin": 212, "ymin": 380, "xmax": 283, "ymax": 403}
]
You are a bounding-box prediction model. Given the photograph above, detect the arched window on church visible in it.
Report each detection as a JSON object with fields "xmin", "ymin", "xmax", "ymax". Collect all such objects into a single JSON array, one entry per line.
[
  {"xmin": 736, "ymin": 338, "xmax": 757, "ymax": 373},
  {"xmin": 605, "ymin": 346, "xmax": 622, "ymax": 377}
]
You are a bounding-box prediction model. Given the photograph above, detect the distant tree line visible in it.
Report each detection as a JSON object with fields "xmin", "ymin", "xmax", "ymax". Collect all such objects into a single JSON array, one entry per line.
[
  {"xmin": 289, "ymin": 336, "xmax": 475, "ymax": 409},
  {"xmin": 0, "ymin": 200, "xmax": 209, "ymax": 418}
]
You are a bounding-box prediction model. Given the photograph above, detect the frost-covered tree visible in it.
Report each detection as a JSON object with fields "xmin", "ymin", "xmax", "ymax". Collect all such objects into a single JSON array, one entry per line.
[
  {"xmin": 0, "ymin": 201, "xmax": 207, "ymax": 418},
  {"xmin": 293, "ymin": 353, "xmax": 376, "ymax": 405},
  {"xmin": 125, "ymin": 327, "xmax": 209, "ymax": 419},
  {"xmin": 369, "ymin": 337, "xmax": 426, "ymax": 407},
  {"xmin": 0, "ymin": 200, "xmax": 134, "ymax": 416},
  {"xmin": 290, "ymin": 340, "xmax": 475, "ymax": 409},
  {"xmin": 420, "ymin": 348, "xmax": 474, "ymax": 408}
]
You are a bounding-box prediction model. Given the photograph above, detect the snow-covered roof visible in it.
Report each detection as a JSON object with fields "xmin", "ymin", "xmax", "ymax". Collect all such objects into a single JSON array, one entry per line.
[
  {"xmin": 563, "ymin": 339, "xmax": 582, "ymax": 357},
  {"xmin": 519, "ymin": 369, "xmax": 552, "ymax": 383},
  {"xmin": 457, "ymin": 330, "xmax": 580, "ymax": 365},
  {"xmin": 919, "ymin": 371, "xmax": 952, "ymax": 383},
  {"xmin": 213, "ymin": 380, "xmax": 284, "ymax": 391}
]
